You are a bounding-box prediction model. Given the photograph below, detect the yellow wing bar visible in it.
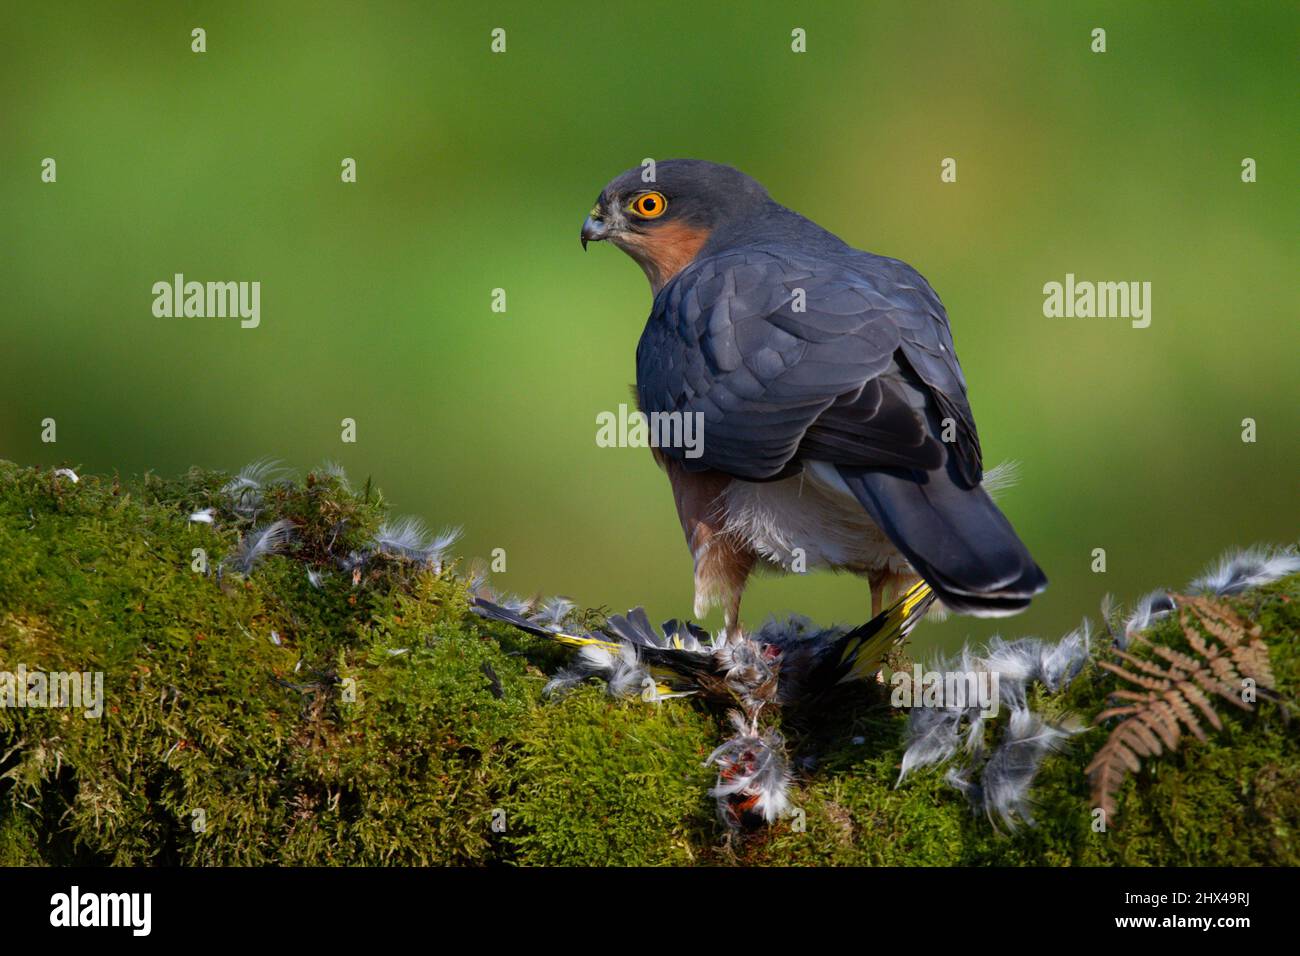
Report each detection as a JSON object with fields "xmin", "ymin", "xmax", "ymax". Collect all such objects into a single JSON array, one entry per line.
[{"xmin": 838, "ymin": 580, "xmax": 935, "ymax": 683}]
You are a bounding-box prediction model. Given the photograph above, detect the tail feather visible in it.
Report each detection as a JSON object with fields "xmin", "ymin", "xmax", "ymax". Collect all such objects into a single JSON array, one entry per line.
[
  {"xmin": 832, "ymin": 579, "xmax": 936, "ymax": 684},
  {"xmin": 838, "ymin": 465, "xmax": 1047, "ymax": 617}
]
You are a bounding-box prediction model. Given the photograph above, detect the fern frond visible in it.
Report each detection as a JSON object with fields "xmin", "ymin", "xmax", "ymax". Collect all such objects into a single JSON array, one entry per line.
[{"xmin": 1086, "ymin": 594, "xmax": 1279, "ymax": 822}]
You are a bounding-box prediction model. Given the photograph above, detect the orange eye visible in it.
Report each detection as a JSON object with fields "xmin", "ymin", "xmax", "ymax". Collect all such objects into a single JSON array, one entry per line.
[{"xmin": 629, "ymin": 191, "xmax": 667, "ymax": 218}]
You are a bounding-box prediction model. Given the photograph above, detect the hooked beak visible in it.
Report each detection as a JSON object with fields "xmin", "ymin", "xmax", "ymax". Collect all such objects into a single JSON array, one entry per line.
[{"xmin": 580, "ymin": 213, "xmax": 610, "ymax": 251}]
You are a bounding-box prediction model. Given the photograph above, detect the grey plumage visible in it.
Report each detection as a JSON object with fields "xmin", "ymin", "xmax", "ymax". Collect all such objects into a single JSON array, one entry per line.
[
  {"xmin": 1112, "ymin": 546, "xmax": 1294, "ymax": 650},
  {"xmin": 941, "ymin": 709, "xmax": 1071, "ymax": 830},
  {"xmin": 978, "ymin": 708, "xmax": 1071, "ymax": 829},
  {"xmin": 896, "ymin": 706, "xmax": 963, "ymax": 784},
  {"xmin": 900, "ymin": 543, "xmax": 1295, "ymax": 827},
  {"xmin": 542, "ymin": 643, "xmax": 658, "ymax": 700},
  {"xmin": 495, "ymin": 594, "xmax": 537, "ymax": 616},
  {"xmin": 371, "ymin": 517, "xmax": 462, "ymax": 569},
  {"xmin": 1111, "ymin": 545, "xmax": 1298, "ymax": 650},
  {"xmin": 618, "ymin": 160, "xmax": 1047, "ymax": 616},
  {"xmin": 337, "ymin": 550, "xmax": 368, "ymax": 575},
  {"xmin": 1121, "ymin": 590, "xmax": 1177, "ymax": 649},
  {"xmin": 981, "ymin": 625, "xmax": 1091, "ymax": 695},
  {"xmin": 529, "ymin": 596, "xmax": 578, "ymax": 632},
  {"xmin": 228, "ymin": 519, "xmax": 296, "ymax": 574},
  {"xmin": 1190, "ymin": 544, "xmax": 1300, "ymax": 597},
  {"xmin": 222, "ymin": 458, "xmax": 291, "ymax": 515},
  {"xmin": 316, "ymin": 459, "xmax": 352, "ymax": 491},
  {"xmin": 896, "ymin": 624, "xmax": 1090, "ymax": 828},
  {"xmin": 1037, "ymin": 624, "xmax": 1091, "ymax": 691}
]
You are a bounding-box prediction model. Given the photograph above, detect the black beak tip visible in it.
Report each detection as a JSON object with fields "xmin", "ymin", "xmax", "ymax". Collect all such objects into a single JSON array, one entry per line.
[{"xmin": 581, "ymin": 213, "xmax": 609, "ymax": 251}]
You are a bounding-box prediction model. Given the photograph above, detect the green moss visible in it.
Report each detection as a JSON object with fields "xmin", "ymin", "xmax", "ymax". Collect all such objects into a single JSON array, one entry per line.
[
  {"xmin": 744, "ymin": 578, "xmax": 1300, "ymax": 867},
  {"xmin": 0, "ymin": 459, "xmax": 1295, "ymax": 865},
  {"xmin": 506, "ymin": 687, "xmax": 718, "ymax": 865}
]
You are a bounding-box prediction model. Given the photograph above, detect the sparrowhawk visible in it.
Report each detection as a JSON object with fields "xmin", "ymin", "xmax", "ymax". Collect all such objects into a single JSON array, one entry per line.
[{"xmin": 580, "ymin": 160, "xmax": 1047, "ymax": 633}]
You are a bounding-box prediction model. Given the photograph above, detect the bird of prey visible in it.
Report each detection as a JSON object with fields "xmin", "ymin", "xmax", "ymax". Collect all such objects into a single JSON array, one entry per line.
[{"xmin": 580, "ymin": 160, "xmax": 1047, "ymax": 633}]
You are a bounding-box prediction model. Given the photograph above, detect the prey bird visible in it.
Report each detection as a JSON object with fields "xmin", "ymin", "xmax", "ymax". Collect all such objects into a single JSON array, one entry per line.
[
  {"xmin": 473, "ymin": 580, "xmax": 937, "ymax": 826},
  {"xmin": 581, "ymin": 160, "xmax": 1046, "ymax": 632},
  {"xmin": 473, "ymin": 579, "xmax": 936, "ymax": 705}
]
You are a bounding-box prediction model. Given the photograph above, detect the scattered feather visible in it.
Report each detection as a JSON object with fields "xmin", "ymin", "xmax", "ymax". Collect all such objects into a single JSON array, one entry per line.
[
  {"xmin": 979, "ymin": 708, "xmax": 1073, "ymax": 830},
  {"xmin": 1122, "ymin": 590, "xmax": 1176, "ymax": 648},
  {"xmin": 1037, "ymin": 622, "xmax": 1091, "ymax": 691},
  {"xmin": 496, "ymin": 594, "xmax": 536, "ymax": 616},
  {"xmin": 228, "ymin": 519, "xmax": 295, "ymax": 574},
  {"xmin": 371, "ymin": 517, "xmax": 461, "ymax": 569},
  {"xmin": 543, "ymin": 643, "xmax": 650, "ymax": 700},
  {"xmin": 463, "ymin": 558, "xmax": 491, "ymax": 595},
  {"xmin": 896, "ymin": 622, "xmax": 1090, "ymax": 824},
  {"xmin": 316, "ymin": 460, "xmax": 351, "ymax": 491},
  {"xmin": 530, "ymin": 596, "xmax": 576, "ymax": 631},
  {"xmin": 897, "ymin": 706, "xmax": 963, "ymax": 785},
  {"xmin": 1190, "ymin": 544, "xmax": 1300, "ymax": 597},
  {"xmin": 338, "ymin": 550, "xmax": 368, "ymax": 573},
  {"xmin": 222, "ymin": 459, "xmax": 290, "ymax": 514}
]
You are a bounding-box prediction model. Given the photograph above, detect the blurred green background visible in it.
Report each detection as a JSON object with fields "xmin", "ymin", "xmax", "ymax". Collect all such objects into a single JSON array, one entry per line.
[{"xmin": 2, "ymin": 1, "xmax": 1296, "ymax": 654}]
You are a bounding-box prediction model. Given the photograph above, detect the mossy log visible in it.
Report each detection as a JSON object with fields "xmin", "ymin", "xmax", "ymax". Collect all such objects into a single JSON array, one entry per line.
[{"xmin": 0, "ymin": 461, "xmax": 1294, "ymax": 865}]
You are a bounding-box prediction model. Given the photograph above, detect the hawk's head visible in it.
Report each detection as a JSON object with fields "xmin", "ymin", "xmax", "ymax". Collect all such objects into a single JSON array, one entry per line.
[{"xmin": 581, "ymin": 160, "xmax": 771, "ymax": 291}]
